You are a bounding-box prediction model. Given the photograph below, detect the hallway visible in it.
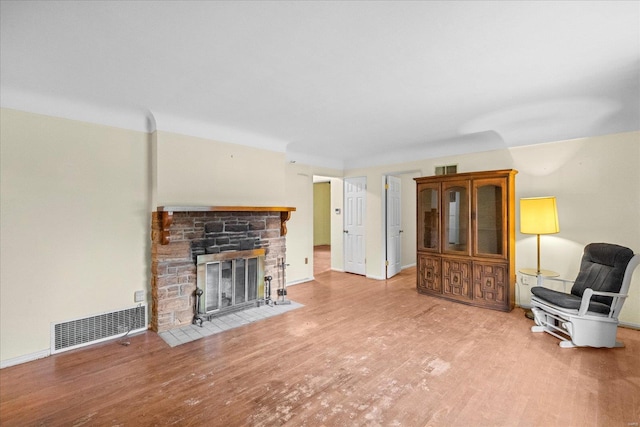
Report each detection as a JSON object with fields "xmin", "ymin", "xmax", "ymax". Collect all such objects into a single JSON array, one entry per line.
[{"xmin": 313, "ymin": 244, "xmax": 330, "ymax": 275}]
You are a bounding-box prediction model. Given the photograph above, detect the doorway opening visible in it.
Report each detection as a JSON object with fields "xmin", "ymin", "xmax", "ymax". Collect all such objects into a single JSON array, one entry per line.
[
  {"xmin": 383, "ymin": 171, "xmax": 420, "ymax": 279},
  {"xmin": 344, "ymin": 176, "xmax": 367, "ymax": 276},
  {"xmin": 313, "ymin": 176, "xmax": 332, "ymax": 275}
]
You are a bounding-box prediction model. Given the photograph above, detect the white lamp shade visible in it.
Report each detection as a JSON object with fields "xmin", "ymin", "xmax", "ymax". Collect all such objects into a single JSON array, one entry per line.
[{"xmin": 520, "ymin": 197, "xmax": 560, "ymax": 235}]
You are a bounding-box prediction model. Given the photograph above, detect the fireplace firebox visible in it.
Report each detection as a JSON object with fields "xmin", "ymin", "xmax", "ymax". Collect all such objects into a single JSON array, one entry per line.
[{"xmin": 194, "ymin": 249, "xmax": 265, "ymax": 325}]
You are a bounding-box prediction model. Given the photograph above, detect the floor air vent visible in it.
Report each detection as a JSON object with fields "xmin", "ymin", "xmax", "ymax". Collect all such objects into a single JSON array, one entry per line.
[{"xmin": 51, "ymin": 305, "xmax": 147, "ymax": 354}]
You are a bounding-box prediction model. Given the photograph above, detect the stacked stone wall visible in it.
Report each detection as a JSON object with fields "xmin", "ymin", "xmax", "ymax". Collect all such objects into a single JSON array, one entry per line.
[{"xmin": 151, "ymin": 211, "xmax": 285, "ymax": 332}]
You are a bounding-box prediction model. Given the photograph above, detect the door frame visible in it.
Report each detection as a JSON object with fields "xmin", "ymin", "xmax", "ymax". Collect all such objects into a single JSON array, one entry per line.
[
  {"xmin": 381, "ymin": 170, "xmax": 421, "ymax": 279},
  {"xmin": 344, "ymin": 176, "xmax": 367, "ymax": 275},
  {"xmin": 384, "ymin": 175, "xmax": 402, "ymax": 279}
]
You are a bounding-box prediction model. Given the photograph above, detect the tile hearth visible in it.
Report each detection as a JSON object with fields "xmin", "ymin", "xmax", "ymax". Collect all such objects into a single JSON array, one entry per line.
[{"xmin": 158, "ymin": 301, "xmax": 303, "ymax": 347}]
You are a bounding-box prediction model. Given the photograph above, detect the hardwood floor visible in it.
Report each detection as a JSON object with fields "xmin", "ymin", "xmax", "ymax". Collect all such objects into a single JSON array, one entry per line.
[
  {"xmin": 314, "ymin": 245, "xmax": 331, "ymax": 275},
  {"xmin": 1, "ymin": 268, "xmax": 639, "ymax": 426}
]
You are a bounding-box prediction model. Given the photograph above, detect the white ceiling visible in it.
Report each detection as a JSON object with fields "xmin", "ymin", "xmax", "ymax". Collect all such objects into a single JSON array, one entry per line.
[{"xmin": 1, "ymin": 1, "xmax": 639, "ymax": 169}]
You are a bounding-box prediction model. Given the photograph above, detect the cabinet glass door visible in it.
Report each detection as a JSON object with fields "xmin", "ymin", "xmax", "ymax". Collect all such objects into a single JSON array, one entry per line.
[
  {"xmin": 443, "ymin": 181, "xmax": 470, "ymax": 254},
  {"xmin": 474, "ymin": 178, "xmax": 506, "ymax": 258},
  {"xmin": 417, "ymin": 183, "xmax": 439, "ymax": 251}
]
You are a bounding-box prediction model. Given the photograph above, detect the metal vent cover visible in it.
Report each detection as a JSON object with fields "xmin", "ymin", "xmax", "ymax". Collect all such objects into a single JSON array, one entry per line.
[
  {"xmin": 435, "ymin": 164, "xmax": 458, "ymax": 175},
  {"xmin": 51, "ymin": 305, "xmax": 147, "ymax": 354}
]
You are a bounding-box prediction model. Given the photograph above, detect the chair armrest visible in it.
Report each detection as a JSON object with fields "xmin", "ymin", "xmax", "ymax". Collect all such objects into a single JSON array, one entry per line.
[
  {"xmin": 578, "ymin": 288, "xmax": 628, "ymax": 316},
  {"xmin": 547, "ymin": 277, "xmax": 574, "ymax": 285},
  {"xmin": 545, "ymin": 277, "xmax": 574, "ymax": 292}
]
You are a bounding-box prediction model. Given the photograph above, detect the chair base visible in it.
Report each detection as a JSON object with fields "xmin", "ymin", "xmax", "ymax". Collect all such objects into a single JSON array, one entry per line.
[
  {"xmin": 530, "ymin": 325, "xmax": 624, "ymax": 348},
  {"xmin": 530, "ymin": 305, "xmax": 623, "ymax": 348}
]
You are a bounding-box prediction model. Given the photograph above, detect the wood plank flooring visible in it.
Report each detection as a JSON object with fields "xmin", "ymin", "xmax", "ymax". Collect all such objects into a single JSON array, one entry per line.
[
  {"xmin": 1, "ymin": 268, "xmax": 639, "ymax": 426},
  {"xmin": 313, "ymin": 245, "xmax": 331, "ymax": 276}
]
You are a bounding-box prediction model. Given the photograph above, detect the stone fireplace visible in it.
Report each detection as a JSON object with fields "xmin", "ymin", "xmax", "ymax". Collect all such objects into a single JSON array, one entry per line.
[{"xmin": 150, "ymin": 206, "xmax": 295, "ymax": 332}]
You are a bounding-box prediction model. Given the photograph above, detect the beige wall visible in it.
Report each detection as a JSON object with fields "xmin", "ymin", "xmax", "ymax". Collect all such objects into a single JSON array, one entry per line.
[
  {"xmin": 313, "ymin": 183, "xmax": 331, "ymax": 246},
  {"xmin": 284, "ymin": 165, "xmax": 343, "ymax": 281},
  {"xmin": 329, "ymin": 177, "xmax": 345, "ymax": 272},
  {"xmin": 155, "ymin": 131, "xmax": 286, "ymax": 206},
  {"xmin": 1, "ymin": 109, "xmax": 151, "ymax": 363},
  {"xmin": 1, "ymin": 106, "xmax": 638, "ymax": 366},
  {"xmin": 399, "ymin": 171, "xmax": 420, "ymax": 268},
  {"xmin": 283, "ymin": 162, "xmax": 314, "ymax": 283},
  {"xmin": 0, "ymin": 110, "xmax": 314, "ymax": 365},
  {"xmin": 343, "ymin": 131, "xmax": 640, "ymax": 325}
]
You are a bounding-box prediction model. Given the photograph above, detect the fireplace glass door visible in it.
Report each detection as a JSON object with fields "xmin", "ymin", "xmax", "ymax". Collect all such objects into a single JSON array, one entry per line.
[
  {"xmin": 205, "ymin": 262, "xmax": 221, "ymax": 312},
  {"xmin": 202, "ymin": 256, "xmax": 260, "ymax": 314}
]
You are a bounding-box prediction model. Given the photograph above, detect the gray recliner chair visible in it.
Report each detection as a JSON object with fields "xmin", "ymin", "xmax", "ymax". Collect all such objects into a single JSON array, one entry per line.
[{"xmin": 530, "ymin": 243, "xmax": 639, "ymax": 348}]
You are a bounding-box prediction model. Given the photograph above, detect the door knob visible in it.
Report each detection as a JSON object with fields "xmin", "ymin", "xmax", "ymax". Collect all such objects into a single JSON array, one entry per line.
[{"xmin": 343, "ymin": 230, "xmax": 349, "ymax": 233}]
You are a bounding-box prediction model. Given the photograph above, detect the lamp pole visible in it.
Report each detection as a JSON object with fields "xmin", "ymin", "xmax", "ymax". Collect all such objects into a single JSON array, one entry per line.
[{"xmin": 536, "ymin": 234, "xmax": 541, "ymax": 274}]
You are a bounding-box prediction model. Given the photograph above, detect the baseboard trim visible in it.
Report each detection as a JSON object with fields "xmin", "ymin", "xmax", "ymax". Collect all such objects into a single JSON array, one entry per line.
[
  {"xmin": 287, "ymin": 277, "xmax": 313, "ymax": 286},
  {"xmin": 1, "ymin": 349, "xmax": 50, "ymax": 369},
  {"xmin": 620, "ymin": 321, "xmax": 640, "ymax": 330}
]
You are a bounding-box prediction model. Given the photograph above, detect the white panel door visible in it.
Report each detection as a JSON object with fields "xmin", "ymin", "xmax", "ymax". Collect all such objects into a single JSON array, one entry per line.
[
  {"xmin": 344, "ymin": 177, "xmax": 366, "ymax": 275},
  {"xmin": 386, "ymin": 175, "xmax": 402, "ymax": 278}
]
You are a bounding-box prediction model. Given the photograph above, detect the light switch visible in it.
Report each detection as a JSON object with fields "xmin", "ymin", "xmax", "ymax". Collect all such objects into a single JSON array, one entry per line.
[{"xmin": 134, "ymin": 290, "xmax": 145, "ymax": 302}]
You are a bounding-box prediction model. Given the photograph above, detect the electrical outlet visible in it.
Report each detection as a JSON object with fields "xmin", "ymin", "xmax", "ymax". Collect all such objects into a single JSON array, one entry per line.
[{"xmin": 134, "ymin": 290, "xmax": 145, "ymax": 302}]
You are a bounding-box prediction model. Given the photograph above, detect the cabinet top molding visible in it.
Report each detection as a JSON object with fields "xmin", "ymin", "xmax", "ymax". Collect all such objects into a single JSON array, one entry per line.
[{"xmin": 414, "ymin": 169, "xmax": 518, "ymax": 182}]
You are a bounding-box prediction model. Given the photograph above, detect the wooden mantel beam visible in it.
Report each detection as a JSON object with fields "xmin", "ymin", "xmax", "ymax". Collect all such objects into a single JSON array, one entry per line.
[{"xmin": 156, "ymin": 206, "xmax": 296, "ymax": 245}]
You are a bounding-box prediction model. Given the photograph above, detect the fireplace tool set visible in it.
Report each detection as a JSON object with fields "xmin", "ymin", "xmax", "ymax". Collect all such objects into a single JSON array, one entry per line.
[
  {"xmin": 274, "ymin": 257, "xmax": 291, "ymax": 305},
  {"xmin": 192, "ymin": 288, "xmax": 206, "ymax": 326},
  {"xmin": 262, "ymin": 257, "xmax": 290, "ymax": 305},
  {"xmin": 263, "ymin": 275, "xmax": 273, "ymax": 306}
]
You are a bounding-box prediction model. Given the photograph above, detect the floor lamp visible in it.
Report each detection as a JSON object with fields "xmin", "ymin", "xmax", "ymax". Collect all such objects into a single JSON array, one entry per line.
[
  {"xmin": 520, "ymin": 196, "xmax": 560, "ymax": 274},
  {"xmin": 520, "ymin": 197, "xmax": 560, "ymax": 318}
]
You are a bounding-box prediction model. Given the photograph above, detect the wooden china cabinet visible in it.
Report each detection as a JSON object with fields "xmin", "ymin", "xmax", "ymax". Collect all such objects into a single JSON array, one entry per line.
[{"xmin": 414, "ymin": 169, "xmax": 517, "ymax": 312}]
